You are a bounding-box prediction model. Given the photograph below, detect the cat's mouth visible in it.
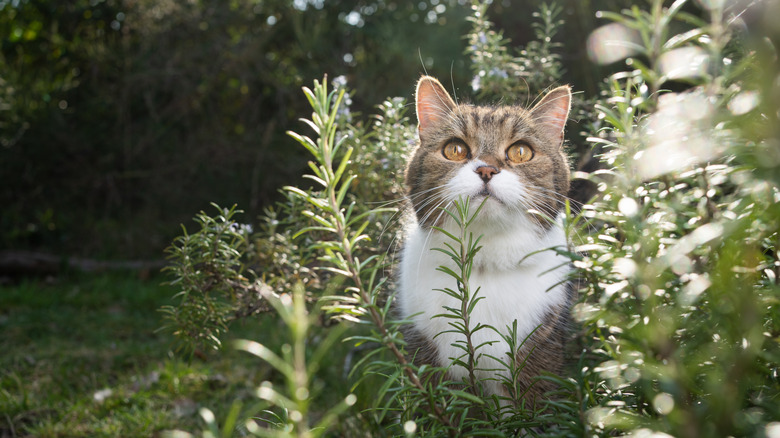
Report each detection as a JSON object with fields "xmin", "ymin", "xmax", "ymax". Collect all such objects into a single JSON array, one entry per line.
[{"xmin": 475, "ymin": 187, "xmax": 504, "ymax": 204}]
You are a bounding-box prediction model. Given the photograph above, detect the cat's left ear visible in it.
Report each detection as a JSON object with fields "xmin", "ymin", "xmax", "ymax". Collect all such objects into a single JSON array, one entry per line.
[{"xmin": 530, "ymin": 85, "xmax": 571, "ymax": 148}]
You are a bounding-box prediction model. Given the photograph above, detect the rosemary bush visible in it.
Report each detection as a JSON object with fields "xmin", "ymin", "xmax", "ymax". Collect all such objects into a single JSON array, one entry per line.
[
  {"xmin": 163, "ymin": 1, "xmax": 780, "ymax": 436},
  {"xmin": 466, "ymin": 0, "xmax": 564, "ymax": 104},
  {"xmin": 569, "ymin": 1, "xmax": 780, "ymax": 436}
]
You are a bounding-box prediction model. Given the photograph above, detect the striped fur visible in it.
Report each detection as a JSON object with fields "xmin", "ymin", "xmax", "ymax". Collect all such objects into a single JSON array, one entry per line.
[{"xmin": 398, "ymin": 76, "xmax": 574, "ymax": 409}]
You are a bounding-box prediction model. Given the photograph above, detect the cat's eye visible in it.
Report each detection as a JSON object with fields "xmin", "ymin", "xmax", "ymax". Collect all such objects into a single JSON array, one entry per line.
[
  {"xmin": 506, "ymin": 143, "xmax": 534, "ymax": 164},
  {"xmin": 442, "ymin": 141, "xmax": 470, "ymax": 161}
]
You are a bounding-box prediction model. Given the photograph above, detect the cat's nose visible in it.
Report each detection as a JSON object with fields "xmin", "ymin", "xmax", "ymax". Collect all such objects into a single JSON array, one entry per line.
[{"xmin": 476, "ymin": 165, "xmax": 499, "ymax": 182}]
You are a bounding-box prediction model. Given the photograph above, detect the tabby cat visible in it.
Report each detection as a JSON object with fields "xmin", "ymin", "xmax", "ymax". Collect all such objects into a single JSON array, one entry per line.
[{"xmin": 398, "ymin": 76, "xmax": 573, "ymax": 406}]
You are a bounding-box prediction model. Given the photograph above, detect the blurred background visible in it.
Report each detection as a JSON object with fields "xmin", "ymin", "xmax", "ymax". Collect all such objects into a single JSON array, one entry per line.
[
  {"xmin": 1, "ymin": 0, "xmax": 665, "ymax": 260},
  {"xmin": 3, "ymin": 2, "xmax": 780, "ymax": 436}
]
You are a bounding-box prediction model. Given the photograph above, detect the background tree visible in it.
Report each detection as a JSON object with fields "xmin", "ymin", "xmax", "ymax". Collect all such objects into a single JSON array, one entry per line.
[{"xmin": 2, "ymin": 0, "xmax": 659, "ymax": 260}]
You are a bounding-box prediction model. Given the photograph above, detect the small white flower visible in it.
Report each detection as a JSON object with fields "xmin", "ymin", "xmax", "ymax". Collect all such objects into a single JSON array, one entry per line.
[
  {"xmin": 93, "ymin": 388, "xmax": 113, "ymax": 402},
  {"xmin": 471, "ymin": 75, "xmax": 481, "ymax": 91},
  {"xmin": 332, "ymin": 75, "xmax": 348, "ymax": 89}
]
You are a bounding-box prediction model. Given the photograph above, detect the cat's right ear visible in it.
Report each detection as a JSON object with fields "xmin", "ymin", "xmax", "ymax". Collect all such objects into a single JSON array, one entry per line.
[
  {"xmin": 529, "ymin": 85, "xmax": 571, "ymax": 148},
  {"xmin": 416, "ymin": 76, "xmax": 456, "ymax": 135}
]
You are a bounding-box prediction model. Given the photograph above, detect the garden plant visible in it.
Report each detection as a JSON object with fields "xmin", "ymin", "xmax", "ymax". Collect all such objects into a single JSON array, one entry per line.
[{"xmin": 160, "ymin": 0, "xmax": 780, "ymax": 436}]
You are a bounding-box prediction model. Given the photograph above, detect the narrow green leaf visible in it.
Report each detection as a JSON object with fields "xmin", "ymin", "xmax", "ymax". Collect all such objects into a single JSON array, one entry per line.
[
  {"xmin": 333, "ymin": 146, "xmax": 354, "ymax": 183},
  {"xmin": 346, "ymin": 207, "xmax": 396, "ymax": 228},
  {"xmin": 336, "ymin": 175, "xmax": 357, "ymax": 207},
  {"xmin": 319, "ymin": 266, "xmax": 353, "ymax": 277},
  {"xmin": 299, "ymin": 118, "xmax": 321, "ymax": 136},
  {"xmin": 302, "ymin": 86, "xmax": 317, "ymax": 109},
  {"xmin": 302, "ymin": 174, "xmax": 327, "ymax": 188},
  {"xmin": 431, "ymin": 226, "xmax": 459, "ymax": 243},
  {"xmin": 449, "ymin": 389, "xmax": 486, "ymax": 404},
  {"xmin": 328, "ymin": 89, "xmax": 346, "ymax": 131},
  {"xmin": 234, "ymin": 340, "xmax": 292, "ymax": 378}
]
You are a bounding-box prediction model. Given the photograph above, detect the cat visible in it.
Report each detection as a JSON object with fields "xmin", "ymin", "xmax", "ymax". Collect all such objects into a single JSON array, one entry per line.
[{"xmin": 397, "ymin": 76, "xmax": 573, "ymax": 408}]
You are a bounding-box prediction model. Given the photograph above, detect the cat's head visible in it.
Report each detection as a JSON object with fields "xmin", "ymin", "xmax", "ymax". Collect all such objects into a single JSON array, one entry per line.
[{"xmin": 405, "ymin": 76, "xmax": 572, "ymax": 230}]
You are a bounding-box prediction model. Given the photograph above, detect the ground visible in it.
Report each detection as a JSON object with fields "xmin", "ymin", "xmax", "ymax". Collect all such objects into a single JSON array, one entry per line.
[{"xmin": 0, "ymin": 272, "xmax": 275, "ymax": 437}]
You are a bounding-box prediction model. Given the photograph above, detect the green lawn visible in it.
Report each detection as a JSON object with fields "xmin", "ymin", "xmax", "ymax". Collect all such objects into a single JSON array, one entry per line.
[{"xmin": 0, "ymin": 272, "xmax": 277, "ymax": 437}]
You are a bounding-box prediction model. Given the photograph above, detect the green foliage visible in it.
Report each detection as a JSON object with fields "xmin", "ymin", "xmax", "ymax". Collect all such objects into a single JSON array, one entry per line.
[
  {"xmin": 466, "ymin": 1, "xmax": 564, "ymax": 103},
  {"xmin": 567, "ymin": 1, "xmax": 780, "ymax": 435},
  {"xmin": 161, "ymin": 204, "xmax": 262, "ymax": 354},
  {"xmin": 160, "ymin": 1, "xmax": 780, "ymax": 436},
  {"xmin": 283, "ymin": 77, "xmax": 461, "ymax": 435},
  {"xmin": 0, "ymin": 0, "xmax": 471, "ymax": 258},
  {"xmin": 430, "ymin": 197, "xmax": 488, "ymax": 398},
  {"xmin": 352, "ymin": 95, "xmax": 417, "ymax": 210},
  {"xmin": 0, "ymin": 273, "xmax": 278, "ymax": 437},
  {"xmin": 186, "ymin": 283, "xmax": 356, "ymax": 438}
]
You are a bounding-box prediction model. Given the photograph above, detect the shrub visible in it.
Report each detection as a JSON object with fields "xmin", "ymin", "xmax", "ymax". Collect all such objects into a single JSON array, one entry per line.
[{"xmin": 162, "ymin": 1, "xmax": 780, "ymax": 436}]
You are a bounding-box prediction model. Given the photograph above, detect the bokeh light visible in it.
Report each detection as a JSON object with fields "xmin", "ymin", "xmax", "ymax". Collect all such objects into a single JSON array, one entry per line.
[
  {"xmin": 587, "ymin": 22, "xmax": 643, "ymax": 65},
  {"xmin": 728, "ymin": 90, "xmax": 759, "ymax": 115},
  {"xmin": 637, "ymin": 91, "xmax": 720, "ymax": 179},
  {"xmin": 658, "ymin": 46, "xmax": 709, "ymax": 81}
]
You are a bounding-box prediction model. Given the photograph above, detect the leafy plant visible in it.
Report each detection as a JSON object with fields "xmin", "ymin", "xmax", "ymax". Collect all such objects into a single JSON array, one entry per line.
[
  {"xmin": 466, "ymin": 0, "xmax": 564, "ymax": 104},
  {"xmin": 161, "ymin": 1, "xmax": 780, "ymax": 436},
  {"xmin": 568, "ymin": 0, "xmax": 780, "ymax": 435},
  {"xmin": 161, "ymin": 204, "xmax": 261, "ymax": 355},
  {"xmin": 284, "ymin": 77, "xmax": 468, "ymax": 435}
]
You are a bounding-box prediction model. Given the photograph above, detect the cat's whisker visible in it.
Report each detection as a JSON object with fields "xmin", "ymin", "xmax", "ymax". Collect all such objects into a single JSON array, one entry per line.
[
  {"xmin": 532, "ymin": 196, "xmax": 595, "ymax": 228},
  {"xmin": 449, "ymin": 90, "xmax": 469, "ymax": 132},
  {"xmin": 520, "ymin": 189, "xmax": 592, "ymax": 242},
  {"xmin": 524, "ymin": 193, "xmax": 585, "ymax": 223},
  {"xmin": 516, "ymin": 199, "xmax": 549, "ymax": 232},
  {"xmin": 519, "ymin": 76, "xmax": 532, "ymax": 108},
  {"xmin": 412, "ymin": 189, "xmax": 449, "ymax": 216},
  {"xmin": 366, "ymin": 181, "xmax": 451, "ymax": 209},
  {"xmin": 526, "ymin": 185, "xmax": 584, "ymax": 207},
  {"xmin": 376, "ymin": 187, "xmax": 450, "ymax": 245},
  {"xmin": 521, "ymin": 189, "xmax": 562, "ymax": 208},
  {"xmin": 517, "ymin": 191, "xmax": 561, "ymax": 228},
  {"xmin": 369, "ymin": 195, "xmax": 427, "ymax": 245},
  {"xmin": 413, "ymin": 195, "xmax": 441, "ymax": 224},
  {"xmin": 413, "ymin": 184, "xmax": 450, "ymax": 203},
  {"xmin": 416, "ymin": 196, "xmax": 447, "ymax": 216},
  {"xmin": 386, "ymin": 187, "xmax": 450, "ymax": 226},
  {"xmin": 408, "ymin": 186, "xmax": 448, "ymax": 203},
  {"xmin": 366, "ymin": 195, "xmax": 412, "ymax": 209},
  {"xmin": 378, "ymin": 208, "xmax": 407, "ymax": 248},
  {"xmin": 521, "ymin": 195, "xmax": 566, "ymax": 225},
  {"xmin": 417, "ymin": 196, "xmax": 449, "ymax": 227}
]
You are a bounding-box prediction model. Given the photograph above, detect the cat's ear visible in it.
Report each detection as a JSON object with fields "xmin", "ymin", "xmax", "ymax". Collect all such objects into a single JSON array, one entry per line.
[
  {"xmin": 416, "ymin": 76, "xmax": 456, "ymax": 134},
  {"xmin": 530, "ymin": 85, "xmax": 571, "ymax": 148}
]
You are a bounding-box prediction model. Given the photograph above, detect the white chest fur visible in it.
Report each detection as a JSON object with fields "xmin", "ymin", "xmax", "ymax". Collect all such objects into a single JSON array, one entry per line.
[{"xmin": 398, "ymin": 211, "xmax": 571, "ymax": 392}]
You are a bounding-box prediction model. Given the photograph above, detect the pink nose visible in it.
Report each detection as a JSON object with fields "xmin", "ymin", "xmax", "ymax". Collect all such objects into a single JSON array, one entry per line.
[{"xmin": 476, "ymin": 165, "xmax": 499, "ymax": 182}]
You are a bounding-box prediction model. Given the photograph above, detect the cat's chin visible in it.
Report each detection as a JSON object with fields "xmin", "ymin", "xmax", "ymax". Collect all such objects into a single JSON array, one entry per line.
[
  {"xmin": 470, "ymin": 193, "xmax": 498, "ymax": 205},
  {"xmin": 466, "ymin": 193, "xmax": 550, "ymax": 229},
  {"xmin": 466, "ymin": 194, "xmax": 512, "ymax": 220}
]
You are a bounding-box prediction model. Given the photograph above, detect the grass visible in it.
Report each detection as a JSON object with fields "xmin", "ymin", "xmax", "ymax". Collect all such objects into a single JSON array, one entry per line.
[{"xmin": 0, "ymin": 272, "xmax": 278, "ymax": 437}]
